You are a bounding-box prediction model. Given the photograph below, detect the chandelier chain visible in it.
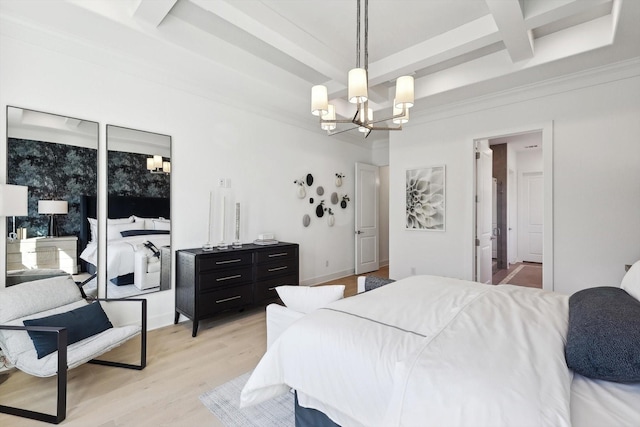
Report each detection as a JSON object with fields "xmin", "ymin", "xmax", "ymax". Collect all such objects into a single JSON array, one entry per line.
[
  {"xmin": 364, "ymin": 0, "xmax": 368, "ymax": 71},
  {"xmin": 356, "ymin": 0, "xmax": 360, "ymax": 68}
]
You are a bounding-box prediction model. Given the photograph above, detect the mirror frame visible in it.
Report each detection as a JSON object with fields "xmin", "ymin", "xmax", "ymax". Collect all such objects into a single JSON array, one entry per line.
[{"xmin": 104, "ymin": 124, "xmax": 171, "ymax": 298}]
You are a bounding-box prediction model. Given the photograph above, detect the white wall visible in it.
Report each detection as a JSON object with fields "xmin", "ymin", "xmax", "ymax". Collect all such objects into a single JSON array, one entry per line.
[
  {"xmin": 0, "ymin": 34, "xmax": 372, "ymax": 328},
  {"xmin": 390, "ymin": 68, "xmax": 640, "ymax": 295}
]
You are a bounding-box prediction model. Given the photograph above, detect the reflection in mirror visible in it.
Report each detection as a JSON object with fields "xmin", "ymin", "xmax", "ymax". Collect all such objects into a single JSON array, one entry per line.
[
  {"xmin": 5, "ymin": 106, "xmax": 98, "ymax": 291},
  {"xmin": 105, "ymin": 125, "xmax": 171, "ymax": 298}
]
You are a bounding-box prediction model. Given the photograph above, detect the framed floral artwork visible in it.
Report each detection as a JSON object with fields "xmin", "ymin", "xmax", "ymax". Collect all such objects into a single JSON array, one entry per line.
[{"xmin": 406, "ymin": 165, "xmax": 445, "ymax": 231}]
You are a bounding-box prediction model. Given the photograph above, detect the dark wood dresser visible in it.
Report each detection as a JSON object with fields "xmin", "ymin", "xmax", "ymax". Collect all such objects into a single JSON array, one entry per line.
[{"xmin": 175, "ymin": 242, "xmax": 299, "ymax": 336}]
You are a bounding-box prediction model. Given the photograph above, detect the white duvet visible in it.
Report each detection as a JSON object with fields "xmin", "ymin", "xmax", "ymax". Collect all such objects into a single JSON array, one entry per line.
[
  {"xmin": 241, "ymin": 275, "xmax": 572, "ymax": 426},
  {"xmin": 80, "ymin": 234, "xmax": 170, "ymax": 280}
]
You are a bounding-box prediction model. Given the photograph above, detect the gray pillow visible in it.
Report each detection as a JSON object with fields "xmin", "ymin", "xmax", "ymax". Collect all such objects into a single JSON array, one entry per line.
[
  {"xmin": 565, "ymin": 287, "xmax": 640, "ymax": 383},
  {"xmin": 364, "ymin": 276, "xmax": 395, "ymax": 292}
]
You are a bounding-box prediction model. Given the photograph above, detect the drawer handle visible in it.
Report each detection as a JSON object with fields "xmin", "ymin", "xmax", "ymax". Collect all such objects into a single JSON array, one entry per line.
[
  {"xmin": 216, "ymin": 295, "xmax": 241, "ymax": 304},
  {"xmin": 216, "ymin": 259, "xmax": 242, "ymax": 265},
  {"xmin": 268, "ymin": 266, "xmax": 288, "ymax": 272},
  {"xmin": 268, "ymin": 253, "xmax": 288, "ymax": 258},
  {"xmin": 216, "ymin": 274, "xmax": 242, "ymax": 281}
]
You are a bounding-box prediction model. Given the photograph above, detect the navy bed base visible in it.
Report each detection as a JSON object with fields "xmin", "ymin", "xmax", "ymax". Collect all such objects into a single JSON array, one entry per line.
[{"xmin": 294, "ymin": 392, "xmax": 340, "ymax": 427}]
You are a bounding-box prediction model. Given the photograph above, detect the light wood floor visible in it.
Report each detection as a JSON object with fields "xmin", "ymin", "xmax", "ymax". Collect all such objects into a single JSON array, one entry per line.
[{"xmin": 0, "ymin": 266, "xmax": 388, "ymax": 427}]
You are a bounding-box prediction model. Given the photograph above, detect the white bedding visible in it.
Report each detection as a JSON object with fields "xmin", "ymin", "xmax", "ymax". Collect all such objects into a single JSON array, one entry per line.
[
  {"xmin": 80, "ymin": 234, "xmax": 170, "ymax": 280},
  {"xmin": 241, "ymin": 275, "xmax": 574, "ymax": 426}
]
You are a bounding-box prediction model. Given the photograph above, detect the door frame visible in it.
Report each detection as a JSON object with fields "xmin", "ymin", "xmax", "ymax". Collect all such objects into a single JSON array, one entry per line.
[{"xmin": 472, "ymin": 121, "xmax": 553, "ymax": 290}]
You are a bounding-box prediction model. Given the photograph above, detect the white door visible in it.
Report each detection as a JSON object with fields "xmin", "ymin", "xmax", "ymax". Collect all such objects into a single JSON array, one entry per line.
[
  {"xmin": 519, "ymin": 171, "xmax": 543, "ymax": 263},
  {"xmin": 355, "ymin": 162, "xmax": 379, "ymax": 274},
  {"xmin": 508, "ymin": 168, "xmax": 517, "ymax": 265},
  {"xmin": 491, "ymin": 178, "xmax": 497, "ymax": 259},
  {"xmin": 475, "ymin": 140, "xmax": 493, "ymax": 283}
]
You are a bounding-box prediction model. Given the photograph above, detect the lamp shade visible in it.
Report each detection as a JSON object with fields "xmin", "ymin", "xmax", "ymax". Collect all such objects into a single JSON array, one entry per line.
[
  {"xmin": 38, "ymin": 200, "xmax": 68, "ymax": 215},
  {"xmin": 393, "ymin": 99, "xmax": 410, "ymax": 124},
  {"xmin": 395, "ymin": 76, "xmax": 414, "ymax": 108},
  {"xmin": 358, "ymin": 108, "xmax": 373, "ymax": 132},
  {"xmin": 311, "ymin": 85, "xmax": 329, "ymax": 116},
  {"xmin": 0, "ymin": 184, "xmax": 28, "ymax": 216},
  {"xmin": 348, "ymin": 68, "xmax": 368, "ymax": 103},
  {"xmin": 321, "ymin": 104, "xmax": 337, "ymax": 131}
]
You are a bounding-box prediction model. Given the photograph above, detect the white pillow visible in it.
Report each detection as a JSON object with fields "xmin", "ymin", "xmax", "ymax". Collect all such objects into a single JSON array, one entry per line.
[
  {"xmin": 87, "ymin": 218, "xmax": 97, "ymax": 242},
  {"xmin": 87, "ymin": 217, "xmax": 134, "ymax": 242},
  {"xmin": 108, "ymin": 216, "xmax": 134, "ymax": 224},
  {"xmin": 153, "ymin": 219, "xmax": 171, "ymax": 231},
  {"xmin": 276, "ymin": 285, "xmax": 345, "ymax": 314},
  {"xmin": 107, "ymin": 221, "xmax": 145, "ymax": 241},
  {"xmin": 132, "ymin": 215, "xmax": 153, "ymax": 230},
  {"xmin": 621, "ymin": 260, "xmax": 640, "ymax": 301}
]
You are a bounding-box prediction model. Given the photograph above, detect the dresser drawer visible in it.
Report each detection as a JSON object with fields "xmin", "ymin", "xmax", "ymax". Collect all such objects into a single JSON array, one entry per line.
[
  {"xmin": 199, "ymin": 266, "xmax": 252, "ymax": 291},
  {"xmin": 198, "ymin": 284, "xmax": 253, "ymax": 316},
  {"xmin": 198, "ymin": 252, "xmax": 253, "ymax": 272},
  {"xmin": 256, "ymin": 260, "xmax": 296, "ymax": 280},
  {"xmin": 254, "ymin": 274, "xmax": 299, "ymax": 302},
  {"xmin": 255, "ymin": 247, "xmax": 296, "ymax": 264}
]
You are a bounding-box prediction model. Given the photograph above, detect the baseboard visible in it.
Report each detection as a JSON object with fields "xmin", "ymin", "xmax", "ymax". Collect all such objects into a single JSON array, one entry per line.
[{"xmin": 301, "ymin": 268, "xmax": 355, "ymax": 287}]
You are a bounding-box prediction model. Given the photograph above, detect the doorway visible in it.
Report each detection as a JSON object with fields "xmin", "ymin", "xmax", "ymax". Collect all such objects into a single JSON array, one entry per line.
[{"xmin": 474, "ymin": 125, "xmax": 552, "ymax": 290}]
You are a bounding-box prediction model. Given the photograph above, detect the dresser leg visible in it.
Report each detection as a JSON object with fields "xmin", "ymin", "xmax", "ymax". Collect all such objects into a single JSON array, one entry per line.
[
  {"xmin": 192, "ymin": 322, "xmax": 199, "ymax": 337},
  {"xmin": 174, "ymin": 311, "xmax": 180, "ymax": 324}
]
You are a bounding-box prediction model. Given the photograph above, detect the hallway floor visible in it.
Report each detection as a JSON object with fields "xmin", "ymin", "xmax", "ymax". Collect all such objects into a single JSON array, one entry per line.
[{"xmin": 492, "ymin": 261, "xmax": 542, "ymax": 288}]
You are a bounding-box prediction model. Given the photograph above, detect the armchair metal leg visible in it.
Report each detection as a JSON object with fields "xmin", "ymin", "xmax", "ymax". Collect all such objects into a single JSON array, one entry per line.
[
  {"xmin": 88, "ymin": 298, "xmax": 147, "ymax": 370},
  {"xmin": 0, "ymin": 329, "xmax": 67, "ymax": 424}
]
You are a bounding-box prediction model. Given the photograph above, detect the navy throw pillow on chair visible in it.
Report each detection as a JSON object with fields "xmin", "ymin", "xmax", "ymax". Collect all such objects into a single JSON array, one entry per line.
[{"xmin": 24, "ymin": 302, "xmax": 113, "ymax": 359}]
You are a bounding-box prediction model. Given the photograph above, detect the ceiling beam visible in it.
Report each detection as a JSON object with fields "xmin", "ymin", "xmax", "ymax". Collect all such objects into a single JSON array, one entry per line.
[
  {"xmin": 132, "ymin": 0, "xmax": 177, "ymax": 27},
  {"xmin": 485, "ymin": 0, "xmax": 534, "ymax": 63},
  {"xmin": 365, "ymin": 15, "xmax": 502, "ymax": 88},
  {"xmin": 190, "ymin": 0, "xmax": 347, "ymax": 84}
]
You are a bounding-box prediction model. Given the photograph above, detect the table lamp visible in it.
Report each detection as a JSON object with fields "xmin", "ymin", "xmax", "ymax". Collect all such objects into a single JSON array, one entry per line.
[
  {"xmin": 38, "ymin": 200, "xmax": 68, "ymax": 237},
  {"xmin": 0, "ymin": 184, "xmax": 28, "ymax": 241}
]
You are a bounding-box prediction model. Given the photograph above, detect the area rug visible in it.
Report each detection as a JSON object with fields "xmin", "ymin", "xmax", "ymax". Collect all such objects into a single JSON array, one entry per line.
[{"xmin": 200, "ymin": 371, "xmax": 294, "ymax": 427}]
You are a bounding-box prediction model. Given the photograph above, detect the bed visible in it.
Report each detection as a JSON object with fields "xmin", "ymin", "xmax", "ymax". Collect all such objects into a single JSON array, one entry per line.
[
  {"xmin": 78, "ymin": 195, "xmax": 170, "ymax": 287},
  {"xmin": 241, "ymin": 265, "xmax": 640, "ymax": 426}
]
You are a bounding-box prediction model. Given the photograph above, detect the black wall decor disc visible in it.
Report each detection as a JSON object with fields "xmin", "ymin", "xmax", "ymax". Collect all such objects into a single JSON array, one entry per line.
[
  {"xmin": 306, "ymin": 173, "xmax": 314, "ymax": 186},
  {"xmin": 316, "ymin": 204, "xmax": 325, "ymax": 217},
  {"xmin": 309, "ymin": 197, "xmax": 314, "ymax": 204}
]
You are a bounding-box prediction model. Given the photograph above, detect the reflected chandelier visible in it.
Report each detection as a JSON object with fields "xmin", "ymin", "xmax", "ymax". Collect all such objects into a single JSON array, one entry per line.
[{"xmin": 311, "ymin": 0, "xmax": 414, "ymax": 138}]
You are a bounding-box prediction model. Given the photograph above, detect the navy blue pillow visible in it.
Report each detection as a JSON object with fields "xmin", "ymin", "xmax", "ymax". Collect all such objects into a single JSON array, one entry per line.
[
  {"xmin": 565, "ymin": 287, "xmax": 640, "ymax": 383},
  {"xmin": 24, "ymin": 302, "xmax": 113, "ymax": 359},
  {"xmin": 120, "ymin": 229, "xmax": 170, "ymax": 237}
]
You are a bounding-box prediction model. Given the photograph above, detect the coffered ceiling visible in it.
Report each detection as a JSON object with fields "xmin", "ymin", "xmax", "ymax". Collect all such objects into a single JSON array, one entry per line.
[{"xmin": 1, "ymin": 0, "xmax": 639, "ymax": 144}]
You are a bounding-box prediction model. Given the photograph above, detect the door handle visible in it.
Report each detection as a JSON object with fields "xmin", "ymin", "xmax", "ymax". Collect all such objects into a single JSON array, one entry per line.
[{"xmin": 355, "ymin": 230, "xmax": 363, "ymax": 235}]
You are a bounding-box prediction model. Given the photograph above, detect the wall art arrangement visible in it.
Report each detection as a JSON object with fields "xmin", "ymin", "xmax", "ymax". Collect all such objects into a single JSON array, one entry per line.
[
  {"xmin": 406, "ymin": 165, "xmax": 446, "ymax": 231},
  {"xmin": 294, "ymin": 172, "xmax": 348, "ymax": 227}
]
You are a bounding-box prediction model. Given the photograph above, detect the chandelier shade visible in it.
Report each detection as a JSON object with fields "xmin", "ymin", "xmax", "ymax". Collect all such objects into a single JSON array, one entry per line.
[
  {"xmin": 348, "ymin": 68, "xmax": 368, "ymax": 103},
  {"xmin": 395, "ymin": 76, "xmax": 415, "ymax": 108},
  {"xmin": 311, "ymin": 0, "xmax": 415, "ymax": 138},
  {"xmin": 311, "ymin": 85, "xmax": 329, "ymax": 116}
]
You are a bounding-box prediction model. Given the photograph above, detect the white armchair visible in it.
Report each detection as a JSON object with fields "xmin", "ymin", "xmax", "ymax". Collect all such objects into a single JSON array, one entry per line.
[
  {"xmin": 0, "ymin": 275, "xmax": 146, "ymax": 424},
  {"xmin": 134, "ymin": 252, "xmax": 161, "ymax": 290}
]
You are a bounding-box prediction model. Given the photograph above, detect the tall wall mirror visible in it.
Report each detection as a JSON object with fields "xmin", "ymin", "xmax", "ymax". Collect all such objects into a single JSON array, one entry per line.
[
  {"xmin": 5, "ymin": 106, "xmax": 98, "ymax": 290},
  {"xmin": 105, "ymin": 125, "xmax": 171, "ymax": 298}
]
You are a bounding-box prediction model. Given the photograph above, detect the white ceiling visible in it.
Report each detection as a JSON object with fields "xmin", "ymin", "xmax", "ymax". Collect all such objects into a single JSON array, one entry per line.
[{"xmin": 1, "ymin": 0, "xmax": 639, "ymax": 145}]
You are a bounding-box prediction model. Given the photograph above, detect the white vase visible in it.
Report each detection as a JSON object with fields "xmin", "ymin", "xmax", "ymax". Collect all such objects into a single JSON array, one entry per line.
[
  {"xmin": 328, "ymin": 215, "xmax": 335, "ymax": 227},
  {"xmin": 335, "ymin": 177, "xmax": 343, "ymax": 187},
  {"xmin": 297, "ymin": 185, "xmax": 306, "ymax": 199}
]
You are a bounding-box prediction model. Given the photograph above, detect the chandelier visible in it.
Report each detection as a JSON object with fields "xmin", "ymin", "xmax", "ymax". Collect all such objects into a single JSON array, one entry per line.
[
  {"xmin": 147, "ymin": 155, "xmax": 171, "ymax": 174},
  {"xmin": 311, "ymin": 0, "xmax": 414, "ymax": 138}
]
